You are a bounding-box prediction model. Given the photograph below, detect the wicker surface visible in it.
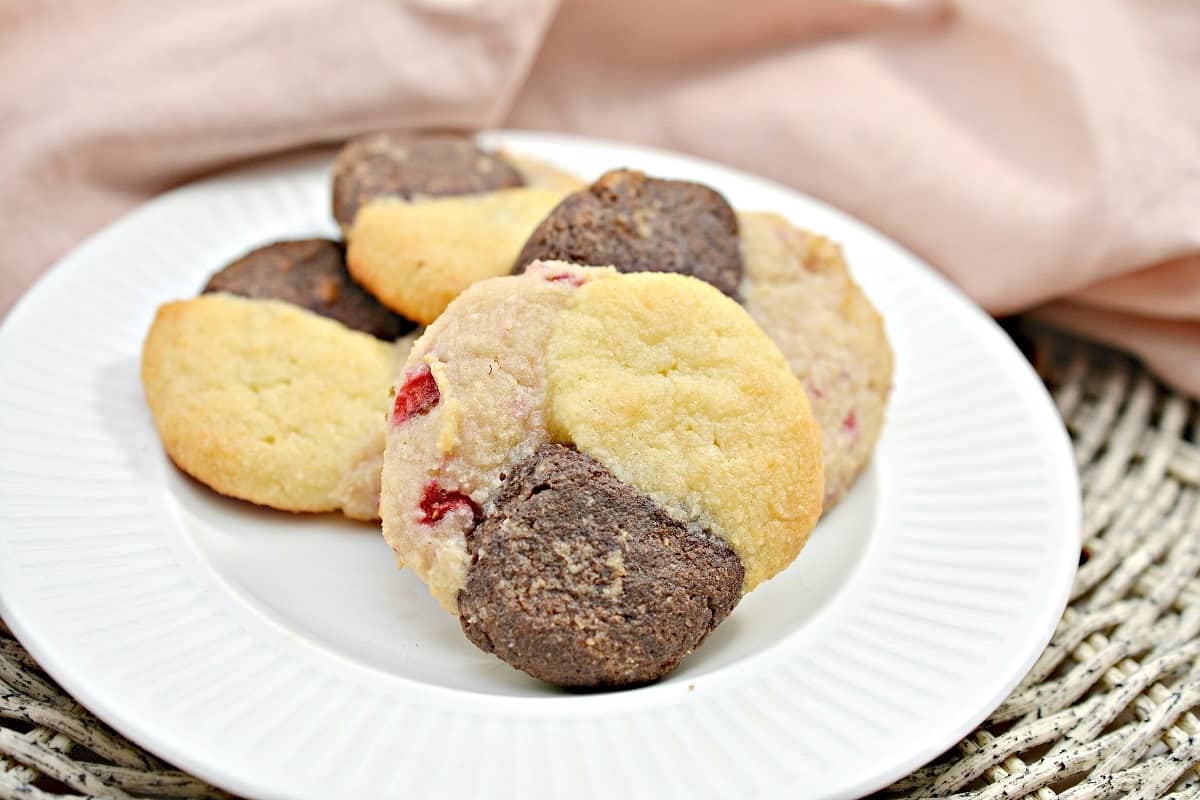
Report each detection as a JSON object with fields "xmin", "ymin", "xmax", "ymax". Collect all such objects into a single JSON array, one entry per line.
[{"xmin": 2, "ymin": 333, "xmax": 1197, "ymax": 800}]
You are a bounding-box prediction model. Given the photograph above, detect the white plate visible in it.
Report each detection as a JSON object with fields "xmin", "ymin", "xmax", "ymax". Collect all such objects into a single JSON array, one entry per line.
[{"xmin": 0, "ymin": 132, "xmax": 1079, "ymax": 800}]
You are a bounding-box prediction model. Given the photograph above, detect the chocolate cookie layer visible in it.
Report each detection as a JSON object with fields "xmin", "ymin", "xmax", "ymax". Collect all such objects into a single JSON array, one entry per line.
[
  {"xmin": 513, "ymin": 169, "xmax": 743, "ymax": 297},
  {"xmin": 332, "ymin": 133, "xmax": 525, "ymax": 228},
  {"xmin": 202, "ymin": 239, "xmax": 413, "ymax": 340},
  {"xmin": 458, "ymin": 443, "xmax": 743, "ymax": 688}
]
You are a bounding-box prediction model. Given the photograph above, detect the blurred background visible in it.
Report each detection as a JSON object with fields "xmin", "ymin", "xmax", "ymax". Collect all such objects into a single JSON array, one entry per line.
[{"xmin": 1, "ymin": 0, "xmax": 1197, "ymax": 392}]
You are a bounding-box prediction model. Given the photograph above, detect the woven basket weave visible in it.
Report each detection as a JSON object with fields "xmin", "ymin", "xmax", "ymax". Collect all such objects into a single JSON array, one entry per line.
[{"xmin": 2, "ymin": 332, "xmax": 1196, "ymax": 800}]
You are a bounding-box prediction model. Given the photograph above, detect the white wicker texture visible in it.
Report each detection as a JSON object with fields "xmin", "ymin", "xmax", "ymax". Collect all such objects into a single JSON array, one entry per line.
[
  {"xmin": 881, "ymin": 332, "xmax": 1200, "ymax": 799},
  {"xmin": 1, "ymin": 332, "xmax": 1194, "ymax": 799},
  {"xmin": 0, "ymin": 613, "xmax": 229, "ymax": 799}
]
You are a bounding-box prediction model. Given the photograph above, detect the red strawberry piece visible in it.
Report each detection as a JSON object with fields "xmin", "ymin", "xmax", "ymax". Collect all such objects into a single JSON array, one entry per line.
[
  {"xmin": 543, "ymin": 270, "xmax": 584, "ymax": 286},
  {"xmin": 418, "ymin": 481, "xmax": 480, "ymax": 525},
  {"xmin": 393, "ymin": 365, "xmax": 440, "ymax": 425}
]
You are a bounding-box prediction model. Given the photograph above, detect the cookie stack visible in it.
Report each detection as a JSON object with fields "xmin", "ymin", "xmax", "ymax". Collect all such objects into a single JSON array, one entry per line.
[{"xmin": 141, "ymin": 133, "xmax": 892, "ymax": 688}]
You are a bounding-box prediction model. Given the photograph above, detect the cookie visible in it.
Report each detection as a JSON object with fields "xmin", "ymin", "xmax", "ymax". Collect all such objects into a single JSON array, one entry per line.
[
  {"xmin": 202, "ymin": 238, "xmax": 413, "ymax": 340},
  {"xmin": 332, "ymin": 133, "xmax": 524, "ymax": 230},
  {"xmin": 379, "ymin": 262, "xmax": 823, "ymax": 687},
  {"xmin": 142, "ymin": 293, "xmax": 414, "ymax": 519},
  {"xmin": 738, "ymin": 212, "xmax": 893, "ymax": 506},
  {"xmin": 513, "ymin": 169, "xmax": 743, "ymax": 297},
  {"xmin": 336, "ymin": 132, "xmax": 584, "ymax": 325},
  {"xmin": 511, "ymin": 170, "xmax": 891, "ymax": 507}
]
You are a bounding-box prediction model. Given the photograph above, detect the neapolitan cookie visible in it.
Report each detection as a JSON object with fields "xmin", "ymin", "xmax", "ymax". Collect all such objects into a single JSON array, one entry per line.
[
  {"xmin": 514, "ymin": 169, "xmax": 892, "ymax": 506},
  {"xmin": 379, "ymin": 262, "xmax": 824, "ymax": 686},
  {"xmin": 336, "ymin": 132, "xmax": 584, "ymax": 324}
]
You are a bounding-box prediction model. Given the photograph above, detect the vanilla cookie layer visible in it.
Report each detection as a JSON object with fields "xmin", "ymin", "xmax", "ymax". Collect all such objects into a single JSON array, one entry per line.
[
  {"xmin": 142, "ymin": 294, "xmax": 404, "ymax": 517},
  {"xmin": 347, "ymin": 187, "xmax": 573, "ymax": 325}
]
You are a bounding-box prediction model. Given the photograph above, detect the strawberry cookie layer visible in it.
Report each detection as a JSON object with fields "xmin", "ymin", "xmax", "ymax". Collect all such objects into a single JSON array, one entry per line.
[
  {"xmin": 738, "ymin": 212, "xmax": 893, "ymax": 506},
  {"xmin": 379, "ymin": 262, "xmax": 823, "ymax": 687}
]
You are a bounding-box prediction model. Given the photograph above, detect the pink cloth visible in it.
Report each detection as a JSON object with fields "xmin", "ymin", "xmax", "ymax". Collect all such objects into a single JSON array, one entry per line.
[{"xmin": 2, "ymin": 0, "xmax": 1197, "ymax": 394}]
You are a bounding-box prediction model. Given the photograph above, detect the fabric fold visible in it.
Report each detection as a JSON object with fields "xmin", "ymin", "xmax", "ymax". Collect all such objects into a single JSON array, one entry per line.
[{"xmin": 2, "ymin": 0, "xmax": 1197, "ymax": 393}]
